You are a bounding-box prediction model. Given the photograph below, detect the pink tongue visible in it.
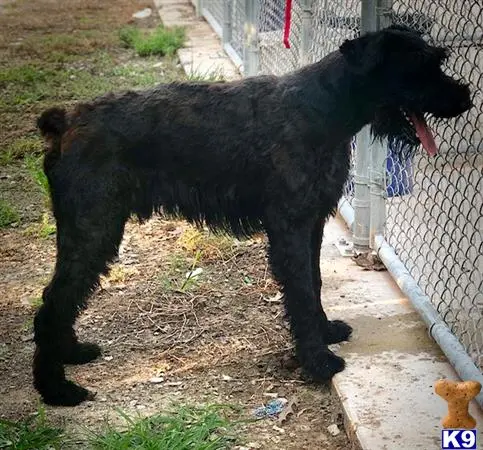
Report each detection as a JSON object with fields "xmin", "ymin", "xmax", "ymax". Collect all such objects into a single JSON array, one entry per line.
[{"xmin": 409, "ymin": 114, "xmax": 438, "ymax": 156}]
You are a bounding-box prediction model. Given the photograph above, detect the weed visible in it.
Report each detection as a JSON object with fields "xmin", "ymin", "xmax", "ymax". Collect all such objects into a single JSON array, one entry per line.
[
  {"xmin": 0, "ymin": 200, "xmax": 20, "ymax": 228},
  {"xmin": 0, "ymin": 407, "xmax": 65, "ymax": 450},
  {"xmin": 106, "ymin": 264, "xmax": 128, "ymax": 284},
  {"xmin": 119, "ymin": 26, "xmax": 140, "ymax": 49},
  {"xmin": 185, "ymin": 68, "xmax": 226, "ymax": 82},
  {"xmin": 119, "ymin": 25, "xmax": 185, "ymax": 57},
  {"xmin": 100, "ymin": 263, "xmax": 139, "ymax": 288},
  {"xmin": 177, "ymin": 226, "xmax": 238, "ymax": 262},
  {"xmin": 38, "ymin": 217, "xmax": 56, "ymax": 238},
  {"xmin": 89, "ymin": 405, "xmax": 240, "ymax": 450},
  {"xmin": 157, "ymin": 251, "xmax": 203, "ymax": 293},
  {"xmin": 24, "ymin": 212, "xmax": 56, "ymax": 239},
  {"xmin": 179, "ymin": 250, "xmax": 202, "ymax": 292}
]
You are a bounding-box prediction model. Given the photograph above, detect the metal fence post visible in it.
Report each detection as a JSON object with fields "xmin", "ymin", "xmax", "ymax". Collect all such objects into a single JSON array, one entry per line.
[
  {"xmin": 223, "ymin": 0, "xmax": 233, "ymax": 45},
  {"xmin": 352, "ymin": 0, "xmax": 379, "ymax": 251},
  {"xmin": 352, "ymin": 128, "xmax": 371, "ymax": 250},
  {"xmin": 366, "ymin": 0, "xmax": 392, "ymax": 248},
  {"xmin": 376, "ymin": 0, "xmax": 392, "ymax": 29},
  {"xmin": 300, "ymin": 0, "xmax": 313, "ymax": 66},
  {"xmin": 244, "ymin": 0, "xmax": 260, "ymax": 76},
  {"xmin": 194, "ymin": 0, "xmax": 202, "ymax": 19},
  {"xmin": 368, "ymin": 138, "xmax": 387, "ymax": 247}
]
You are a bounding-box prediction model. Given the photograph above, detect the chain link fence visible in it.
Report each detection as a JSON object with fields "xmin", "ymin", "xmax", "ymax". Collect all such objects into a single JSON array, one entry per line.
[
  {"xmin": 200, "ymin": 0, "xmax": 224, "ymax": 36},
  {"xmin": 385, "ymin": 0, "xmax": 483, "ymax": 373},
  {"xmin": 309, "ymin": 1, "xmax": 361, "ymax": 205},
  {"xmin": 258, "ymin": 0, "xmax": 303, "ymax": 75},
  {"xmin": 230, "ymin": 0, "xmax": 246, "ymax": 63},
  {"xmin": 197, "ymin": 0, "xmax": 482, "ymax": 391}
]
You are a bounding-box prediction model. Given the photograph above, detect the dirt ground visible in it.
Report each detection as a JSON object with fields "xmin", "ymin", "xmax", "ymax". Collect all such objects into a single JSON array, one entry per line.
[{"xmin": 0, "ymin": 0, "xmax": 351, "ymax": 448}]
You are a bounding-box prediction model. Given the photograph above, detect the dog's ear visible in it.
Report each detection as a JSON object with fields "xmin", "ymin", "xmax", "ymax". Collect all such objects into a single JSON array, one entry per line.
[{"xmin": 339, "ymin": 34, "xmax": 384, "ymax": 74}]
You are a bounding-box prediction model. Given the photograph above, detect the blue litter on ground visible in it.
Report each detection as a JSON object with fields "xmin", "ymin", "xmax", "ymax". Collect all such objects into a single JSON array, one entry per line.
[{"xmin": 253, "ymin": 398, "xmax": 287, "ymax": 419}]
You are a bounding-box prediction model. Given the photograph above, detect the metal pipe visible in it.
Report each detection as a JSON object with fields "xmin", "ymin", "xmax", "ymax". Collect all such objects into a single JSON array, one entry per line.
[
  {"xmin": 351, "ymin": 0, "xmax": 378, "ymax": 251},
  {"xmin": 375, "ymin": 234, "xmax": 483, "ymax": 409},
  {"xmin": 337, "ymin": 197, "xmax": 355, "ymax": 231},
  {"xmin": 352, "ymin": 128, "xmax": 371, "ymax": 251},
  {"xmin": 369, "ymin": 138, "xmax": 387, "ymax": 248}
]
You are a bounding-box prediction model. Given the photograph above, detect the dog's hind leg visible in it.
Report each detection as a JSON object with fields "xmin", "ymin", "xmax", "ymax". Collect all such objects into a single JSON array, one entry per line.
[
  {"xmin": 266, "ymin": 213, "xmax": 346, "ymax": 382},
  {"xmin": 33, "ymin": 184, "xmax": 128, "ymax": 406},
  {"xmin": 311, "ymin": 219, "xmax": 352, "ymax": 345}
]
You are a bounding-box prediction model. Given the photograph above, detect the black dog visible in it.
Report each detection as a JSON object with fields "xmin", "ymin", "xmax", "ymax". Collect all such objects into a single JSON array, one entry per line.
[{"xmin": 34, "ymin": 25, "xmax": 472, "ymax": 406}]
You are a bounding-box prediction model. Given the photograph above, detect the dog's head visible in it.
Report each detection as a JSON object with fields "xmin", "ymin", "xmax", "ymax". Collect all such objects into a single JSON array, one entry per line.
[{"xmin": 340, "ymin": 25, "xmax": 473, "ymax": 156}]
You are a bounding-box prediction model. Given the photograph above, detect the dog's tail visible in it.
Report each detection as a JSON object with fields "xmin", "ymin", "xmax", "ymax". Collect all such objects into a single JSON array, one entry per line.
[
  {"xmin": 37, "ymin": 107, "xmax": 68, "ymax": 172},
  {"xmin": 37, "ymin": 107, "xmax": 67, "ymax": 139}
]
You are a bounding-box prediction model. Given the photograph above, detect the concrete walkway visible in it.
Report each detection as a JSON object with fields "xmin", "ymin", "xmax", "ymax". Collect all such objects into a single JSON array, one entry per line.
[
  {"xmin": 323, "ymin": 217, "xmax": 483, "ymax": 449},
  {"xmin": 154, "ymin": 0, "xmax": 240, "ymax": 80},
  {"xmin": 154, "ymin": 1, "xmax": 483, "ymax": 448}
]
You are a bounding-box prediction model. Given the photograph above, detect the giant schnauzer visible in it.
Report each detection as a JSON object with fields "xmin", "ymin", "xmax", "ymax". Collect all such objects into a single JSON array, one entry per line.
[{"xmin": 34, "ymin": 25, "xmax": 472, "ymax": 406}]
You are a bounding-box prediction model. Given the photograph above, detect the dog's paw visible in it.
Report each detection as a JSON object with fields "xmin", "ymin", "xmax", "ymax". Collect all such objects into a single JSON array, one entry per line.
[
  {"xmin": 326, "ymin": 320, "xmax": 353, "ymax": 344},
  {"xmin": 299, "ymin": 346, "xmax": 346, "ymax": 382},
  {"xmin": 62, "ymin": 342, "xmax": 102, "ymax": 365},
  {"xmin": 41, "ymin": 380, "xmax": 96, "ymax": 406}
]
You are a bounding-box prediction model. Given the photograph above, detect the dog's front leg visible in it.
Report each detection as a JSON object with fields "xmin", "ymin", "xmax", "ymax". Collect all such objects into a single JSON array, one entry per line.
[{"xmin": 265, "ymin": 214, "xmax": 346, "ymax": 382}]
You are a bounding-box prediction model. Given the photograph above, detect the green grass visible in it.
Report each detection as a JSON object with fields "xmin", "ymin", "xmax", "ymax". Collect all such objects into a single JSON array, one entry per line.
[
  {"xmin": 89, "ymin": 405, "xmax": 240, "ymax": 450},
  {"xmin": 0, "ymin": 65, "xmax": 50, "ymax": 85},
  {"xmin": 0, "ymin": 408, "xmax": 65, "ymax": 450},
  {"xmin": 0, "ymin": 58, "xmax": 179, "ymax": 111},
  {"xmin": 1, "ymin": 136, "xmax": 43, "ymax": 164},
  {"xmin": 0, "ymin": 404, "xmax": 242, "ymax": 450},
  {"xmin": 0, "ymin": 200, "xmax": 20, "ymax": 228},
  {"xmin": 119, "ymin": 25, "xmax": 185, "ymax": 57},
  {"xmin": 29, "ymin": 296, "xmax": 43, "ymax": 308},
  {"xmin": 24, "ymin": 155, "xmax": 50, "ymax": 203},
  {"xmin": 0, "ymin": 65, "xmax": 55, "ymax": 107}
]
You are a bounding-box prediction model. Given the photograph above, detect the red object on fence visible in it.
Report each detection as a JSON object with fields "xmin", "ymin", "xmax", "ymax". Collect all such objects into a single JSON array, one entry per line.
[{"xmin": 283, "ymin": 0, "xmax": 293, "ymax": 48}]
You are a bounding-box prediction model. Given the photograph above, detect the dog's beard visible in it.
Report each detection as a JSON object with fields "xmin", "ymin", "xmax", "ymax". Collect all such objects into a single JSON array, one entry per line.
[{"xmin": 371, "ymin": 108, "xmax": 439, "ymax": 158}]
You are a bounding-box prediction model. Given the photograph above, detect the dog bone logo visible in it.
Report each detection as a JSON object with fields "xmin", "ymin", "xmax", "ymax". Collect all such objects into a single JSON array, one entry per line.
[{"xmin": 435, "ymin": 379, "xmax": 481, "ymax": 429}]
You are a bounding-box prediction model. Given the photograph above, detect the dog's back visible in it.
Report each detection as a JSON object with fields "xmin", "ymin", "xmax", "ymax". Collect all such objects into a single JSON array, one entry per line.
[{"xmin": 36, "ymin": 77, "xmax": 288, "ymax": 237}]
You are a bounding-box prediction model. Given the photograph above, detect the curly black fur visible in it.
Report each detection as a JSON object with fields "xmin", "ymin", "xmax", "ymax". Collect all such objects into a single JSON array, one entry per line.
[{"xmin": 32, "ymin": 25, "xmax": 472, "ymax": 406}]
